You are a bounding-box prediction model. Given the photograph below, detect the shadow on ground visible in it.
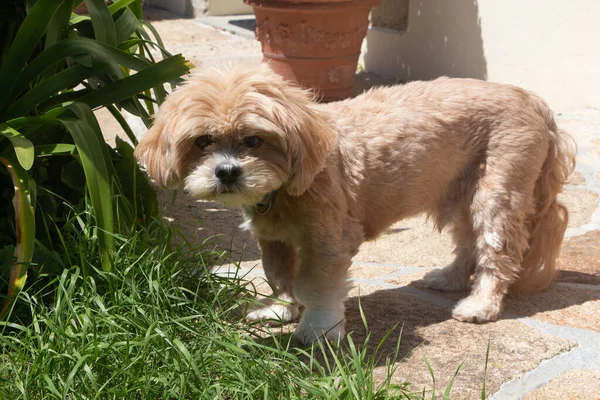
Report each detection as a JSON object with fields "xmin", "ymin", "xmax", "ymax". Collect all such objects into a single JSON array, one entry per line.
[{"xmin": 341, "ymin": 273, "xmax": 600, "ymax": 368}]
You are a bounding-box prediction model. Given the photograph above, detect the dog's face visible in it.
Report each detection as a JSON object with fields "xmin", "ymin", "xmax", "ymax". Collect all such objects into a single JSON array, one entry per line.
[{"xmin": 134, "ymin": 63, "xmax": 335, "ymax": 207}]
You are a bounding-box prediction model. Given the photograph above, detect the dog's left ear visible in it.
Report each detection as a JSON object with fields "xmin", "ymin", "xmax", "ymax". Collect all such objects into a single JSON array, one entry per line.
[
  {"xmin": 264, "ymin": 83, "xmax": 335, "ymax": 197},
  {"xmin": 285, "ymin": 105, "xmax": 335, "ymax": 196}
]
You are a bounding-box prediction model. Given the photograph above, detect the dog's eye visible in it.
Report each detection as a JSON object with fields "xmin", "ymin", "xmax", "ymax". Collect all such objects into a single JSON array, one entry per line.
[
  {"xmin": 194, "ymin": 135, "xmax": 213, "ymax": 149},
  {"xmin": 243, "ymin": 135, "xmax": 263, "ymax": 149}
]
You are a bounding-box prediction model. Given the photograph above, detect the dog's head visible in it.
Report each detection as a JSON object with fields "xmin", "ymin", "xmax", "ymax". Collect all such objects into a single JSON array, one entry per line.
[{"xmin": 134, "ymin": 63, "xmax": 335, "ymax": 207}]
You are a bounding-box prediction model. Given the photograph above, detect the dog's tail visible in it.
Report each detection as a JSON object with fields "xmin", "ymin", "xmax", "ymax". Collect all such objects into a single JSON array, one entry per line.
[{"xmin": 511, "ymin": 98, "xmax": 576, "ymax": 294}]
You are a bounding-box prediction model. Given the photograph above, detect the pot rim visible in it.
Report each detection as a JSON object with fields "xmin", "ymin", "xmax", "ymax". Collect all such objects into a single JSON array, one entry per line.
[{"xmin": 245, "ymin": 0, "xmax": 380, "ymax": 11}]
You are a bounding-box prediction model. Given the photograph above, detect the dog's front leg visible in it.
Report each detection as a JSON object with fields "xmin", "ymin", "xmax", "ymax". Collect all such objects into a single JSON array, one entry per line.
[
  {"xmin": 245, "ymin": 240, "xmax": 299, "ymax": 324},
  {"xmin": 293, "ymin": 248, "xmax": 352, "ymax": 345}
]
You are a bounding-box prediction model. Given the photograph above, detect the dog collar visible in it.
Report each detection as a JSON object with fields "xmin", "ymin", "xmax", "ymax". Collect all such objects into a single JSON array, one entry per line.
[{"xmin": 255, "ymin": 190, "xmax": 277, "ymax": 215}]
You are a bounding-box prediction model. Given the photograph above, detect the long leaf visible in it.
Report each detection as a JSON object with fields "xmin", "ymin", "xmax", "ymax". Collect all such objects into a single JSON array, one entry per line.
[
  {"xmin": 70, "ymin": 14, "xmax": 91, "ymax": 24},
  {"xmin": 42, "ymin": 0, "xmax": 76, "ymax": 82},
  {"xmin": 0, "ymin": 156, "xmax": 36, "ymax": 320},
  {"xmin": 59, "ymin": 103, "xmax": 114, "ymax": 271},
  {"xmin": 140, "ymin": 20, "xmax": 166, "ymax": 50},
  {"xmin": 5, "ymin": 63, "xmax": 112, "ymax": 120},
  {"xmin": 118, "ymin": 38, "xmax": 174, "ymax": 59},
  {"xmin": 108, "ymin": 0, "xmax": 136, "ymax": 14},
  {"xmin": 38, "ymin": 88, "xmax": 93, "ymax": 111},
  {"xmin": 0, "ymin": 0, "xmax": 67, "ymax": 111},
  {"xmin": 45, "ymin": 0, "xmax": 74, "ymax": 50},
  {"xmin": 79, "ymin": 54, "xmax": 190, "ymax": 109},
  {"xmin": 6, "ymin": 112, "xmax": 65, "ymax": 130},
  {"xmin": 9, "ymin": 37, "xmax": 151, "ymax": 107},
  {"xmin": 0, "ymin": 124, "xmax": 34, "ymax": 170},
  {"xmin": 36, "ymin": 143, "xmax": 77, "ymax": 157},
  {"xmin": 114, "ymin": 8, "xmax": 141, "ymax": 44},
  {"xmin": 85, "ymin": 0, "xmax": 117, "ymax": 47},
  {"xmin": 105, "ymin": 104, "xmax": 138, "ymax": 145}
]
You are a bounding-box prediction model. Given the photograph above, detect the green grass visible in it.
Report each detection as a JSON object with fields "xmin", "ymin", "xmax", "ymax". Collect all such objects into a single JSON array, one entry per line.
[{"xmin": 0, "ymin": 204, "xmax": 420, "ymax": 399}]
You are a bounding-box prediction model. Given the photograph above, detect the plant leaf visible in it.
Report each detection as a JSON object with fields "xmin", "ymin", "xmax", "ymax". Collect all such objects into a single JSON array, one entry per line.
[
  {"xmin": 0, "ymin": 124, "xmax": 34, "ymax": 170},
  {"xmin": 0, "ymin": 155, "xmax": 36, "ymax": 320},
  {"xmin": 108, "ymin": 0, "xmax": 136, "ymax": 14},
  {"xmin": 4, "ymin": 63, "xmax": 112, "ymax": 120},
  {"xmin": 59, "ymin": 103, "xmax": 114, "ymax": 271},
  {"xmin": 85, "ymin": 0, "xmax": 117, "ymax": 47},
  {"xmin": 70, "ymin": 13, "xmax": 91, "ymax": 24},
  {"xmin": 0, "ymin": 0, "xmax": 67, "ymax": 111},
  {"xmin": 35, "ymin": 143, "xmax": 77, "ymax": 157},
  {"xmin": 114, "ymin": 136, "xmax": 157, "ymax": 221},
  {"xmin": 109, "ymin": 0, "xmax": 143, "ymax": 19},
  {"xmin": 105, "ymin": 104, "xmax": 138, "ymax": 145},
  {"xmin": 78, "ymin": 54, "xmax": 190, "ymax": 109},
  {"xmin": 114, "ymin": 7, "xmax": 141, "ymax": 44},
  {"xmin": 140, "ymin": 20, "xmax": 166, "ymax": 50},
  {"xmin": 9, "ymin": 37, "xmax": 151, "ymax": 106},
  {"xmin": 45, "ymin": 0, "xmax": 74, "ymax": 50}
]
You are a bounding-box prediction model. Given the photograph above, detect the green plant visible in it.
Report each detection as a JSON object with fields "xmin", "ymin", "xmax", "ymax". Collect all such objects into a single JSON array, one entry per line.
[
  {"xmin": 0, "ymin": 0, "xmax": 191, "ymax": 318},
  {"xmin": 0, "ymin": 205, "xmax": 418, "ymax": 399}
]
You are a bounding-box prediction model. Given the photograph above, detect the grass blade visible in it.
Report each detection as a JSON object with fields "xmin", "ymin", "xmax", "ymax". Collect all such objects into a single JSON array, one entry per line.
[
  {"xmin": 0, "ymin": 156, "xmax": 35, "ymax": 320},
  {"xmin": 423, "ymin": 353, "xmax": 436, "ymax": 400},
  {"xmin": 443, "ymin": 358, "xmax": 466, "ymax": 400},
  {"xmin": 481, "ymin": 340, "xmax": 491, "ymax": 400}
]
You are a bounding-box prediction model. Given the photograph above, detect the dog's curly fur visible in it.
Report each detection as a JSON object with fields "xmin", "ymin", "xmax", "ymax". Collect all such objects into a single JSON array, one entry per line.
[{"xmin": 135, "ymin": 63, "xmax": 576, "ymax": 344}]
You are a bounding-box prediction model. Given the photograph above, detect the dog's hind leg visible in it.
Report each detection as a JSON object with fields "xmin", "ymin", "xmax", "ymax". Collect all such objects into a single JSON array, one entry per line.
[
  {"xmin": 424, "ymin": 210, "xmax": 476, "ymax": 292},
  {"xmin": 245, "ymin": 240, "xmax": 299, "ymax": 324},
  {"xmin": 452, "ymin": 149, "xmax": 542, "ymax": 323}
]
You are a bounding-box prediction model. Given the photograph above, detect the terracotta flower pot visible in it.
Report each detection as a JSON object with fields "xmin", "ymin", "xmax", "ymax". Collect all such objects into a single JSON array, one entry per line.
[{"xmin": 244, "ymin": 0, "xmax": 380, "ymax": 102}]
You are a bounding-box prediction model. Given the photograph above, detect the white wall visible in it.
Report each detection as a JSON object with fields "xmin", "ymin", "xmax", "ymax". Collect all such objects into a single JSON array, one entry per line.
[
  {"xmin": 361, "ymin": 0, "xmax": 600, "ymax": 112},
  {"xmin": 206, "ymin": 0, "xmax": 252, "ymax": 16}
]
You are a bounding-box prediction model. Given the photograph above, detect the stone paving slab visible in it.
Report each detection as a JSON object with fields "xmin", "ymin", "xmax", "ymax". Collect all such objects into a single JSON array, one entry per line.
[
  {"xmin": 559, "ymin": 188, "xmax": 599, "ymax": 228},
  {"xmin": 345, "ymin": 285, "xmax": 575, "ymax": 399},
  {"xmin": 393, "ymin": 274, "xmax": 600, "ymax": 334},
  {"xmin": 356, "ymin": 217, "xmax": 455, "ymax": 267},
  {"xmin": 559, "ymin": 231, "xmax": 600, "ymax": 285},
  {"xmin": 525, "ymin": 369, "xmax": 600, "ymax": 400},
  {"xmin": 93, "ymin": 8, "xmax": 600, "ymax": 399}
]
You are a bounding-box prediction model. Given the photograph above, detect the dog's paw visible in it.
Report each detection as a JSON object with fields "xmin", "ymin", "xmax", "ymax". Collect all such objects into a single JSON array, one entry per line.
[
  {"xmin": 452, "ymin": 295, "xmax": 502, "ymax": 323},
  {"xmin": 245, "ymin": 299, "xmax": 299, "ymax": 324},
  {"xmin": 423, "ymin": 267, "xmax": 470, "ymax": 292},
  {"xmin": 294, "ymin": 308, "xmax": 345, "ymax": 345}
]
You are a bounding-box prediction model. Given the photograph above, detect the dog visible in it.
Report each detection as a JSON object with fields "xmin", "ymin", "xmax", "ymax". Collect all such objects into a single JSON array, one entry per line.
[{"xmin": 134, "ymin": 62, "xmax": 576, "ymax": 345}]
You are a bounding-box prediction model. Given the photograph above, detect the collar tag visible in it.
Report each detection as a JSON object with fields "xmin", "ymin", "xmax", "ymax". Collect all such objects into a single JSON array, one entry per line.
[{"xmin": 255, "ymin": 191, "xmax": 276, "ymax": 215}]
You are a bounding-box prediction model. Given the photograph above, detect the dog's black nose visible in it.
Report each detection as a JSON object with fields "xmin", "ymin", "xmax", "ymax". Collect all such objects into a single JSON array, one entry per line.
[{"xmin": 215, "ymin": 162, "xmax": 241, "ymax": 184}]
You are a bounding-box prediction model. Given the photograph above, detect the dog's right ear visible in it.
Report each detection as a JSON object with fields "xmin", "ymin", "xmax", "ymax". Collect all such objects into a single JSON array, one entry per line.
[{"xmin": 134, "ymin": 108, "xmax": 180, "ymax": 188}]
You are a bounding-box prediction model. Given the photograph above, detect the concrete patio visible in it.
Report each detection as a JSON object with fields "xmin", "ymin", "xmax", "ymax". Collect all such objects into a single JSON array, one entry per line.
[{"xmin": 98, "ymin": 8, "xmax": 600, "ymax": 399}]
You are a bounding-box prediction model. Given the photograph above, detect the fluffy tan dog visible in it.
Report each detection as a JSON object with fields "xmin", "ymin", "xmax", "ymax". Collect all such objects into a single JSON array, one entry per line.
[{"xmin": 135, "ymin": 63, "xmax": 575, "ymax": 344}]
